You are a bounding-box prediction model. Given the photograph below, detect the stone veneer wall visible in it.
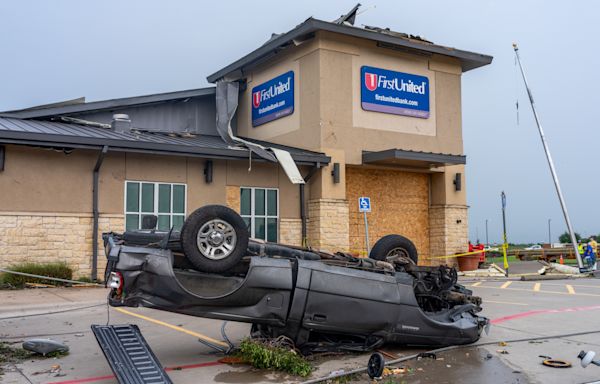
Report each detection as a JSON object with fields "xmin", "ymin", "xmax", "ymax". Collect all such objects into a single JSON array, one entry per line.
[
  {"xmin": 428, "ymin": 205, "xmax": 468, "ymax": 266},
  {"xmin": 225, "ymin": 186, "xmax": 241, "ymax": 212},
  {"xmin": 0, "ymin": 213, "xmax": 124, "ymax": 279},
  {"xmin": 279, "ymin": 218, "xmax": 302, "ymax": 246},
  {"xmin": 307, "ymin": 199, "xmax": 349, "ymax": 253}
]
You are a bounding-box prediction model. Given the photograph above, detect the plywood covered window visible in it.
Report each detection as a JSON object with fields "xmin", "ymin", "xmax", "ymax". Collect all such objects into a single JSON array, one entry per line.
[
  {"xmin": 125, "ymin": 181, "xmax": 186, "ymax": 231},
  {"xmin": 240, "ymin": 187, "xmax": 278, "ymax": 242}
]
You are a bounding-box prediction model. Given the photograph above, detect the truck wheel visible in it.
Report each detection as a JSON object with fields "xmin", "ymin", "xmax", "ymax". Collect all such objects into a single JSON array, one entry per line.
[
  {"xmin": 180, "ymin": 205, "xmax": 249, "ymax": 273},
  {"xmin": 369, "ymin": 234, "xmax": 418, "ymax": 264}
]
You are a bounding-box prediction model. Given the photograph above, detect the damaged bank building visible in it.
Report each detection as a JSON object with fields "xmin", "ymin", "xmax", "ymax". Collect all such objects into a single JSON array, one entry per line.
[{"xmin": 0, "ymin": 13, "xmax": 492, "ymax": 280}]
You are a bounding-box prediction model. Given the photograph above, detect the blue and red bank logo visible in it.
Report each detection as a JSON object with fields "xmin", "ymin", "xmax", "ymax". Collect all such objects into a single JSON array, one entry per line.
[
  {"xmin": 361, "ymin": 66, "xmax": 429, "ymax": 119},
  {"xmin": 251, "ymin": 71, "xmax": 294, "ymax": 127}
]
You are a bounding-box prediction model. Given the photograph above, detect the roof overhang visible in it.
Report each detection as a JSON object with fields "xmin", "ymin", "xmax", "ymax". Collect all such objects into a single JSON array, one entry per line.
[
  {"xmin": 207, "ymin": 18, "xmax": 493, "ymax": 82},
  {"xmin": 0, "ymin": 133, "xmax": 329, "ymax": 166},
  {"xmin": 362, "ymin": 149, "xmax": 466, "ymax": 169},
  {"xmin": 0, "ymin": 117, "xmax": 329, "ymax": 166}
]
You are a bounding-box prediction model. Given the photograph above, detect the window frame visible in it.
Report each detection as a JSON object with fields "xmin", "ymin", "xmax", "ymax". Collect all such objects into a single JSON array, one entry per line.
[
  {"xmin": 240, "ymin": 186, "xmax": 279, "ymax": 242},
  {"xmin": 124, "ymin": 180, "xmax": 187, "ymax": 231}
]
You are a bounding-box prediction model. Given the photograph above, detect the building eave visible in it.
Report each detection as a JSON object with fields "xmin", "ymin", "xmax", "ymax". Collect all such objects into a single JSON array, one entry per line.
[{"xmin": 207, "ymin": 18, "xmax": 493, "ymax": 83}]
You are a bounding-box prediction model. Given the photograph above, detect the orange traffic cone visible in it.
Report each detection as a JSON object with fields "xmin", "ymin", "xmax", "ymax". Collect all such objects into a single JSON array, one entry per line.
[{"xmin": 559, "ymin": 255, "xmax": 564, "ymax": 265}]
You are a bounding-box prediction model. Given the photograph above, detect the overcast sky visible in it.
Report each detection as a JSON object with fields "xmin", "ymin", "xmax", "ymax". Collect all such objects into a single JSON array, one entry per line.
[{"xmin": 1, "ymin": 1, "xmax": 598, "ymax": 244}]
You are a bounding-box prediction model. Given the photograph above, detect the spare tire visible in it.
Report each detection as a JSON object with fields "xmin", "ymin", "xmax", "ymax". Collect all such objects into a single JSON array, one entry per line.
[
  {"xmin": 180, "ymin": 205, "xmax": 249, "ymax": 273},
  {"xmin": 369, "ymin": 234, "xmax": 418, "ymax": 264}
]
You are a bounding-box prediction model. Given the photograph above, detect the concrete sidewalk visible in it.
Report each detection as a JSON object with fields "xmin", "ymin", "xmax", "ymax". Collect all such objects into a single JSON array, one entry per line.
[{"xmin": 0, "ymin": 287, "xmax": 108, "ymax": 319}]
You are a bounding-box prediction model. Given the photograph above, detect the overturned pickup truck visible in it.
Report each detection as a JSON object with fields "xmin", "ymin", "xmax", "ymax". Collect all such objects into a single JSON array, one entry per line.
[{"xmin": 103, "ymin": 205, "xmax": 487, "ymax": 353}]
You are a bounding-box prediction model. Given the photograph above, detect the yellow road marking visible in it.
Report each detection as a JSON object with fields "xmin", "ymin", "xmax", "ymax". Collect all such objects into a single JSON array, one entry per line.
[
  {"xmin": 471, "ymin": 282, "xmax": 482, "ymax": 287},
  {"xmin": 114, "ymin": 307, "xmax": 229, "ymax": 348},
  {"xmin": 474, "ymin": 284, "xmax": 600, "ymax": 298},
  {"xmin": 566, "ymin": 285, "xmax": 576, "ymax": 294},
  {"xmin": 484, "ymin": 300, "xmax": 528, "ymax": 306},
  {"xmin": 533, "ymin": 283, "xmax": 541, "ymax": 292},
  {"xmin": 500, "ymin": 281, "xmax": 512, "ymax": 289}
]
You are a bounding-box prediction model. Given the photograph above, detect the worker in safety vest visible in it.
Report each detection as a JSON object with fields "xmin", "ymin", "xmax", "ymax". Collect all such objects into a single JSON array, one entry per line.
[{"xmin": 578, "ymin": 243, "xmax": 584, "ymax": 255}]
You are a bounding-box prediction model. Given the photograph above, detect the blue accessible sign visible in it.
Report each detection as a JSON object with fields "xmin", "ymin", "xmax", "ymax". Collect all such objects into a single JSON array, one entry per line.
[
  {"xmin": 251, "ymin": 71, "xmax": 295, "ymax": 127},
  {"xmin": 360, "ymin": 66, "xmax": 430, "ymax": 119},
  {"xmin": 358, "ymin": 197, "xmax": 371, "ymax": 212}
]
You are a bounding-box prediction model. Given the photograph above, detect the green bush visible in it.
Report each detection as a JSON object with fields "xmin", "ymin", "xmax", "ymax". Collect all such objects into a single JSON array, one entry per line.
[
  {"xmin": 237, "ymin": 339, "xmax": 312, "ymax": 377},
  {"xmin": 1, "ymin": 262, "xmax": 73, "ymax": 288}
]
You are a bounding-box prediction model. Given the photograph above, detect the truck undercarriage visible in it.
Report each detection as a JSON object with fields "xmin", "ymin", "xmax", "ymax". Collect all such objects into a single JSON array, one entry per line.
[{"xmin": 103, "ymin": 205, "xmax": 488, "ymax": 353}]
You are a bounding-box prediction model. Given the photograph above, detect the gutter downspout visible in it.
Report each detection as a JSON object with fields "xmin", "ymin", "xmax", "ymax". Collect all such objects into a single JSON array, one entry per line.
[
  {"xmin": 92, "ymin": 146, "xmax": 109, "ymax": 281},
  {"xmin": 300, "ymin": 164, "xmax": 321, "ymax": 248}
]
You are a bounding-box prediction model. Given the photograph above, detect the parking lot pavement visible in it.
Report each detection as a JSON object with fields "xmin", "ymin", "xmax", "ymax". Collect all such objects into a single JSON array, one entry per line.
[
  {"xmin": 0, "ymin": 287, "xmax": 371, "ymax": 384},
  {"xmin": 465, "ymin": 278, "xmax": 600, "ymax": 384},
  {"xmin": 2, "ymin": 278, "xmax": 600, "ymax": 384}
]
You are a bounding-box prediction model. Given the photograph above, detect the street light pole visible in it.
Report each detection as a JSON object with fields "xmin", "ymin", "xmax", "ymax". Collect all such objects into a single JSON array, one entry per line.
[
  {"xmin": 513, "ymin": 43, "xmax": 584, "ymax": 270},
  {"xmin": 548, "ymin": 219, "xmax": 552, "ymax": 245}
]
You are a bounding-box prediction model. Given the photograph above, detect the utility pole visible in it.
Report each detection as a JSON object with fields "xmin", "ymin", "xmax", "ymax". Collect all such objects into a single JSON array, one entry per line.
[
  {"xmin": 548, "ymin": 219, "xmax": 552, "ymax": 245},
  {"xmin": 501, "ymin": 191, "xmax": 509, "ymax": 277},
  {"xmin": 513, "ymin": 43, "xmax": 585, "ymax": 271},
  {"xmin": 485, "ymin": 219, "xmax": 489, "ymax": 246}
]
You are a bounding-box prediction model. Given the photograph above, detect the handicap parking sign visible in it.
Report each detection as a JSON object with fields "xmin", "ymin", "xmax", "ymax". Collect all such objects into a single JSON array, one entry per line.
[{"xmin": 358, "ymin": 197, "xmax": 371, "ymax": 212}]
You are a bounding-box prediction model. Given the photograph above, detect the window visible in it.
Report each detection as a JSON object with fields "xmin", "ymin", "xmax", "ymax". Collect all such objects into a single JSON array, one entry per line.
[
  {"xmin": 125, "ymin": 181, "xmax": 186, "ymax": 231},
  {"xmin": 240, "ymin": 187, "xmax": 278, "ymax": 242}
]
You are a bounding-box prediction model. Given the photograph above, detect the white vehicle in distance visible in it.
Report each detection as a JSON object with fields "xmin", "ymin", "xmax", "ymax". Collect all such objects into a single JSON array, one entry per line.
[{"xmin": 525, "ymin": 244, "xmax": 543, "ymax": 250}]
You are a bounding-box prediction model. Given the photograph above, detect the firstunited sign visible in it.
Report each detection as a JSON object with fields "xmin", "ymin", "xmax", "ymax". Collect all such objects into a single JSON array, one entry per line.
[{"xmin": 361, "ymin": 66, "xmax": 430, "ymax": 118}]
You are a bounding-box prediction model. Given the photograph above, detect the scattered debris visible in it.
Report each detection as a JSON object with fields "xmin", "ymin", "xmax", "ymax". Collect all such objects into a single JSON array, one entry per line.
[
  {"xmin": 539, "ymin": 355, "xmax": 553, "ymax": 359},
  {"xmin": 578, "ymin": 350, "xmax": 600, "ymax": 368},
  {"xmin": 497, "ymin": 350, "xmax": 509, "ymax": 355},
  {"xmin": 499, "ymin": 341, "xmax": 508, "ymax": 346},
  {"xmin": 25, "ymin": 282, "xmax": 53, "ymax": 288},
  {"xmin": 382, "ymin": 366, "xmax": 407, "ymax": 376},
  {"xmin": 490, "ymin": 263, "xmax": 507, "ymax": 275},
  {"xmin": 377, "ymin": 349, "xmax": 399, "ymax": 359},
  {"xmin": 416, "ymin": 352, "xmax": 437, "ymax": 360},
  {"xmin": 542, "ymin": 359, "xmax": 572, "ymax": 368},
  {"xmin": 22, "ymin": 339, "xmax": 69, "ymax": 356},
  {"xmin": 32, "ymin": 364, "xmax": 63, "ymax": 377},
  {"xmin": 328, "ymin": 369, "xmax": 346, "ymax": 377},
  {"xmin": 485, "ymin": 353, "xmax": 493, "ymax": 360},
  {"xmin": 460, "ymin": 267, "xmax": 505, "ymax": 278},
  {"xmin": 446, "ymin": 364, "xmax": 452, "ymax": 368},
  {"xmin": 549, "ymin": 263, "xmax": 580, "ymax": 275},
  {"xmin": 367, "ymin": 352, "xmax": 385, "ymax": 379},
  {"xmin": 74, "ymin": 333, "xmax": 84, "ymax": 337}
]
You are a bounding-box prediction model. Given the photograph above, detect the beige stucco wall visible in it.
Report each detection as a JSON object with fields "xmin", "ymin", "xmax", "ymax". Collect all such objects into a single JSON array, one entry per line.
[
  {"xmin": 0, "ymin": 145, "xmax": 303, "ymax": 276},
  {"xmin": 0, "ymin": 146, "xmax": 302, "ymax": 217},
  {"xmin": 230, "ymin": 29, "xmax": 470, "ymax": 261},
  {"xmin": 235, "ymin": 31, "xmax": 463, "ymax": 163}
]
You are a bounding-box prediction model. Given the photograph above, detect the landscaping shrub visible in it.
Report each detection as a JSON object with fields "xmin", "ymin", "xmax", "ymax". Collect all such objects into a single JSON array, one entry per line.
[
  {"xmin": 1, "ymin": 262, "xmax": 73, "ymax": 288},
  {"xmin": 237, "ymin": 338, "xmax": 312, "ymax": 377}
]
